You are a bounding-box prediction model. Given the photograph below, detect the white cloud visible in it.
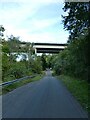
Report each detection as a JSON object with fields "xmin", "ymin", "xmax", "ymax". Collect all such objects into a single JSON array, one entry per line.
[
  {"xmin": 26, "ymin": 31, "xmax": 68, "ymax": 43},
  {"xmin": 0, "ymin": 3, "xmax": 39, "ymax": 27},
  {"xmin": 0, "ymin": 0, "xmax": 64, "ymax": 4},
  {"xmin": 4, "ymin": 25, "xmax": 29, "ymax": 39},
  {"xmin": 27, "ymin": 17, "xmax": 61, "ymax": 32},
  {"xmin": 0, "ymin": 0, "xmax": 68, "ymax": 43},
  {"xmin": 4, "ymin": 24, "xmax": 68, "ymax": 43}
]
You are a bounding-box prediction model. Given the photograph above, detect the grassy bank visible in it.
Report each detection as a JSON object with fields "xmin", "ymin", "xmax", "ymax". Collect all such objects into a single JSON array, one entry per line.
[
  {"xmin": 2, "ymin": 74, "xmax": 44, "ymax": 95},
  {"xmin": 57, "ymin": 75, "xmax": 89, "ymax": 112}
]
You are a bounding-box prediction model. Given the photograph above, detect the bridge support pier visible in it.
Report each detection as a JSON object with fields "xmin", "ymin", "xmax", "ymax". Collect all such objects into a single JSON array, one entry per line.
[{"xmin": 35, "ymin": 48, "xmax": 37, "ymax": 54}]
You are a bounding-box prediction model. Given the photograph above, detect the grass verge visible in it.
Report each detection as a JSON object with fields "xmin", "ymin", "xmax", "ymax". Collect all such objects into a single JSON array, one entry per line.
[
  {"xmin": 2, "ymin": 74, "xmax": 44, "ymax": 95},
  {"xmin": 57, "ymin": 75, "xmax": 89, "ymax": 112}
]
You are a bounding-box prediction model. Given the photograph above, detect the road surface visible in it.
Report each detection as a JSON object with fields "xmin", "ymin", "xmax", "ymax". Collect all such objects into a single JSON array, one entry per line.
[{"xmin": 2, "ymin": 70, "xmax": 88, "ymax": 118}]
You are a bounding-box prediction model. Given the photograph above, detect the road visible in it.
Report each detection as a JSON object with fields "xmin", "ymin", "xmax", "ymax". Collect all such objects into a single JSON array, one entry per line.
[{"xmin": 2, "ymin": 70, "xmax": 88, "ymax": 118}]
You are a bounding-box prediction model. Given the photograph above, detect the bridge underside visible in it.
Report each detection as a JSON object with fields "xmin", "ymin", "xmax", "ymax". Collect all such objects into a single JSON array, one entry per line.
[{"xmin": 36, "ymin": 48, "xmax": 64, "ymax": 53}]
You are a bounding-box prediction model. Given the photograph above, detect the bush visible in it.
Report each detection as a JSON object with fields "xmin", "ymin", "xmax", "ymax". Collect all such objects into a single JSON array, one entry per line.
[{"xmin": 9, "ymin": 62, "xmax": 27, "ymax": 79}]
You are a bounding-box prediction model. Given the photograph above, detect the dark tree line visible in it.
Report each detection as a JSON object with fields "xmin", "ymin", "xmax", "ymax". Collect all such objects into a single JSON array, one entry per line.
[
  {"xmin": 62, "ymin": 2, "xmax": 89, "ymax": 41},
  {"xmin": 53, "ymin": 2, "xmax": 89, "ymax": 82}
]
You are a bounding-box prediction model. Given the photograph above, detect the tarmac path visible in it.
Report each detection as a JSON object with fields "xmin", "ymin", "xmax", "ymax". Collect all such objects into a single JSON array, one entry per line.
[{"xmin": 2, "ymin": 70, "xmax": 88, "ymax": 118}]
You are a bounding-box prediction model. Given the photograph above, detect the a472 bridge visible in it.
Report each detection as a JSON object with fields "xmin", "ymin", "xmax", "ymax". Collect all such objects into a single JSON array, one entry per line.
[{"xmin": 33, "ymin": 43, "xmax": 67, "ymax": 54}]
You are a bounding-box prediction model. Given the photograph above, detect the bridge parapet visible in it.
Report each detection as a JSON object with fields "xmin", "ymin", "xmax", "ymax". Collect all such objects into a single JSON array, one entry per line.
[{"xmin": 33, "ymin": 43, "xmax": 67, "ymax": 54}]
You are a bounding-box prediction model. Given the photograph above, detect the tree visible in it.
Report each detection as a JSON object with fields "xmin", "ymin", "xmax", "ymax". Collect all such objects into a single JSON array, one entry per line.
[
  {"xmin": 46, "ymin": 54, "xmax": 53, "ymax": 69},
  {"xmin": 31, "ymin": 56, "xmax": 42, "ymax": 74},
  {"xmin": 56, "ymin": 2, "xmax": 89, "ymax": 81},
  {"xmin": 0, "ymin": 25, "xmax": 5, "ymax": 38},
  {"xmin": 2, "ymin": 40, "xmax": 10, "ymax": 53},
  {"xmin": 41, "ymin": 54, "xmax": 47, "ymax": 70},
  {"xmin": 8, "ymin": 35, "xmax": 21, "ymax": 53},
  {"xmin": 62, "ymin": 2, "xmax": 89, "ymax": 41},
  {"xmin": 2, "ymin": 53, "xmax": 10, "ymax": 81}
]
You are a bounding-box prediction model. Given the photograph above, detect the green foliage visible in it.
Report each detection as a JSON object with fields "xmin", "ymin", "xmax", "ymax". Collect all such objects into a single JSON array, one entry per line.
[
  {"xmin": 52, "ymin": 2, "xmax": 88, "ymax": 82},
  {"xmin": 8, "ymin": 35, "xmax": 21, "ymax": 53},
  {"xmin": 46, "ymin": 54, "xmax": 53, "ymax": 68},
  {"xmin": 58, "ymin": 75, "xmax": 88, "ymax": 112},
  {"xmin": 53, "ymin": 37, "xmax": 88, "ymax": 81},
  {"xmin": 40, "ymin": 54, "xmax": 54, "ymax": 70},
  {"xmin": 2, "ymin": 53, "xmax": 10, "ymax": 81},
  {"xmin": 2, "ymin": 40, "xmax": 10, "ymax": 53},
  {"xmin": 30, "ymin": 56, "xmax": 42, "ymax": 74},
  {"xmin": 9, "ymin": 62, "xmax": 27, "ymax": 78},
  {"xmin": 0, "ymin": 25, "xmax": 5, "ymax": 37},
  {"xmin": 62, "ymin": 2, "xmax": 89, "ymax": 41},
  {"xmin": 41, "ymin": 54, "xmax": 47, "ymax": 70},
  {"xmin": 2, "ymin": 32, "xmax": 43, "ymax": 82}
]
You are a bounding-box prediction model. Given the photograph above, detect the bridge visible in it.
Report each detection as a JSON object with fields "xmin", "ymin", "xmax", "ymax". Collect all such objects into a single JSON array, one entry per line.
[
  {"xmin": 8, "ymin": 42, "xmax": 67, "ymax": 54},
  {"xmin": 33, "ymin": 43, "xmax": 67, "ymax": 54}
]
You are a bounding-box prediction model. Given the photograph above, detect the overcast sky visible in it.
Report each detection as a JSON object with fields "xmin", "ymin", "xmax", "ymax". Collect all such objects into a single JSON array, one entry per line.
[{"xmin": 0, "ymin": 0, "xmax": 69, "ymax": 43}]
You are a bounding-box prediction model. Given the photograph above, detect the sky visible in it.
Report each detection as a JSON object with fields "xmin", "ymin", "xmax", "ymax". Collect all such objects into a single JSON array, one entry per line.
[{"xmin": 0, "ymin": 0, "xmax": 69, "ymax": 43}]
